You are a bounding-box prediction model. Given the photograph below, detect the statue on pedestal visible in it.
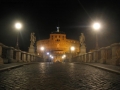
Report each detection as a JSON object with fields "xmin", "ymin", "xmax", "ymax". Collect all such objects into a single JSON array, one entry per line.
[
  {"xmin": 30, "ymin": 32, "xmax": 36, "ymax": 47},
  {"xmin": 79, "ymin": 33, "xmax": 85, "ymax": 46},
  {"xmin": 79, "ymin": 33, "xmax": 86, "ymax": 55},
  {"xmin": 29, "ymin": 32, "xmax": 36, "ymax": 54}
]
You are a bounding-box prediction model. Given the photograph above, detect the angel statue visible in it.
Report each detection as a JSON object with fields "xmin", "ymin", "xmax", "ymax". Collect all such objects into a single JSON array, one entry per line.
[
  {"xmin": 30, "ymin": 32, "xmax": 36, "ymax": 46},
  {"xmin": 79, "ymin": 33, "xmax": 85, "ymax": 46}
]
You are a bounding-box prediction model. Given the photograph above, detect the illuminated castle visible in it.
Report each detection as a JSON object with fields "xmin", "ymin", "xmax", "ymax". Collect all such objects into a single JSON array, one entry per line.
[{"xmin": 36, "ymin": 27, "xmax": 80, "ymax": 62}]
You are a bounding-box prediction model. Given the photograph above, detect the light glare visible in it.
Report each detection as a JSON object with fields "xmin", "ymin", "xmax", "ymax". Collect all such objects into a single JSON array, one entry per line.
[
  {"xmin": 71, "ymin": 46, "xmax": 75, "ymax": 51},
  {"xmin": 93, "ymin": 23, "xmax": 100, "ymax": 30},
  {"xmin": 15, "ymin": 22, "xmax": 22, "ymax": 30},
  {"xmin": 40, "ymin": 46, "xmax": 45, "ymax": 51}
]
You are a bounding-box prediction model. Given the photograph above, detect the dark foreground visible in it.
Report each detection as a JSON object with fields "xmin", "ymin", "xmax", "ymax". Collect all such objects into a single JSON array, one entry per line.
[{"xmin": 0, "ymin": 62, "xmax": 120, "ymax": 90}]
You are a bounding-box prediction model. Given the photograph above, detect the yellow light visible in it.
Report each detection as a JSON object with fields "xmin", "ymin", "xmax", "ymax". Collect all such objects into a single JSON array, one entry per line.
[
  {"xmin": 70, "ymin": 46, "xmax": 75, "ymax": 51},
  {"xmin": 40, "ymin": 46, "xmax": 45, "ymax": 51}
]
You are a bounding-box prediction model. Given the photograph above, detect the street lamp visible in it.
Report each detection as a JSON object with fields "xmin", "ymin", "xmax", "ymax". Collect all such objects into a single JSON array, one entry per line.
[
  {"xmin": 15, "ymin": 22, "xmax": 22, "ymax": 49},
  {"xmin": 92, "ymin": 22, "xmax": 101, "ymax": 50}
]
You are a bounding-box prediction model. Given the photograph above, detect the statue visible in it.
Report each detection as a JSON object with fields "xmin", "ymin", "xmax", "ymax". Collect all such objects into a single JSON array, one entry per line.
[
  {"xmin": 79, "ymin": 33, "xmax": 86, "ymax": 55},
  {"xmin": 79, "ymin": 33, "xmax": 85, "ymax": 46},
  {"xmin": 30, "ymin": 32, "xmax": 36, "ymax": 46}
]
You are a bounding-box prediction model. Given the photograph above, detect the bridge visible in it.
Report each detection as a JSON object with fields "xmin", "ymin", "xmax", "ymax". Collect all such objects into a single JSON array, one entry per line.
[{"xmin": 0, "ymin": 42, "xmax": 120, "ymax": 90}]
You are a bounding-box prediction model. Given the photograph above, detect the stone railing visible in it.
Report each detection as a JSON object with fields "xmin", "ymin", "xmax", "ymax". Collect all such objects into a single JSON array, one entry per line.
[
  {"xmin": 0, "ymin": 43, "xmax": 42, "ymax": 64},
  {"xmin": 72, "ymin": 43, "xmax": 120, "ymax": 65}
]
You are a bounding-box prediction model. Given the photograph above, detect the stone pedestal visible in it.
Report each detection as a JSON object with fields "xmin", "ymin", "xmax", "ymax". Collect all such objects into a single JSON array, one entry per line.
[
  {"xmin": 80, "ymin": 45, "xmax": 86, "ymax": 55},
  {"xmin": 0, "ymin": 43, "xmax": 3, "ymax": 64},
  {"xmin": 28, "ymin": 46, "xmax": 35, "ymax": 55}
]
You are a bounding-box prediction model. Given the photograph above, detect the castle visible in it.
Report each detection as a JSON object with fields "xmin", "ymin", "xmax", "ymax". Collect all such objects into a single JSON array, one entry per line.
[{"xmin": 36, "ymin": 27, "xmax": 80, "ymax": 62}]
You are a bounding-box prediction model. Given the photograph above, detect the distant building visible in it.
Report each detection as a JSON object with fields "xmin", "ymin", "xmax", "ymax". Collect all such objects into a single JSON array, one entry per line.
[{"xmin": 36, "ymin": 27, "xmax": 80, "ymax": 62}]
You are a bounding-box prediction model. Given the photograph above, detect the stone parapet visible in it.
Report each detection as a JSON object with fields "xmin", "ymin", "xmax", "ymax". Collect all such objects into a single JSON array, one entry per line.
[
  {"xmin": 110, "ymin": 43, "xmax": 120, "ymax": 65},
  {"xmin": 30, "ymin": 54, "xmax": 34, "ymax": 62},
  {"xmin": 100, "ymin": 47, "xmax": 106, "ymax": 64},
  {"xmin": 2, "ymin": 45, "xmax": 9, "ymax": 63},
  {"xmin": 84, "ymin": 53, "xmax": 87, "ymax": 62},
  {"xmin": 93, "ymin": 50, "xmax": 98, "ymax": 62},
  {"xmin": 21, "ymin": 51, "xmax": 27, "ymax": 62},
  {"xmin": 105, "ymin": 46, "xmax": 112, "ymax": 64},
  {"xmin": 97, "ymin": 49, "xmax": 101, "ymax": 63},
  {"xmin": 15, "ymin": 50, "xmax": 22, "ymax": 62},
  {"xmin": 7, "ymin": 47, "xmax": 15, "ymax": 63},
  {"xmin": 88, "ymin": 52, "xmax": 92, "ymax": 62},
  {"xmin": 26, "ymin": 53, "xmax": 31, "ymax": 62}
]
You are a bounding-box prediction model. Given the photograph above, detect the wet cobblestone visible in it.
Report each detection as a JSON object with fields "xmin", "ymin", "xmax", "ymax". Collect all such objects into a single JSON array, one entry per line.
[{"xmin": 0, "ymin": 62, "xmax": 120, "ymax": 90}]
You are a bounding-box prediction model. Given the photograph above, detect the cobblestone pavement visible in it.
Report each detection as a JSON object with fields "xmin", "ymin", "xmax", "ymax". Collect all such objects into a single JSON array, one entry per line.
[{"xmin": 0, "ymin": 62, "xmax": 120, "ymax": 90}]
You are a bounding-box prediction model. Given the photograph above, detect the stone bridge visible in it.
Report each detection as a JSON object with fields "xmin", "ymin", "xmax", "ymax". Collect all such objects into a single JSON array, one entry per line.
[{"xmin": 1, "ymin": 42, "xmax": 120, "ymax": 66}]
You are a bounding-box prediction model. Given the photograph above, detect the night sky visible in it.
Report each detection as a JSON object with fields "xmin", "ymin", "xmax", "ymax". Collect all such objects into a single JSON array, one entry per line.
[{"xmin": 0, "ymin": 0, "xmax": 120, "ymax": 52}]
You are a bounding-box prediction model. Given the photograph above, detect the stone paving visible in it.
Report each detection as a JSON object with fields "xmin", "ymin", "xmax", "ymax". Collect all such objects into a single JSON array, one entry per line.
[{"xmin": 0, "ymin": 62, "xmax": 120, "ymax": 90}]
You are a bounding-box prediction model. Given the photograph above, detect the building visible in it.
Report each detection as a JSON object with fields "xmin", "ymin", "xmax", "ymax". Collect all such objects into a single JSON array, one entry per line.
[{"xmin": 36, "ymin": 27, "xmax": 80, "ymax": 62}]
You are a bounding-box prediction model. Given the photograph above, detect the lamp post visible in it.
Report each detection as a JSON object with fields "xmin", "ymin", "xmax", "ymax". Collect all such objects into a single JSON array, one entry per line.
[
  {"xmin": 93, "ymin": 22, "xmax": 101, "ymax": 50},
  {"xmin": 15, "ymin": 22, "xmax": 22, "ymax": 49}
]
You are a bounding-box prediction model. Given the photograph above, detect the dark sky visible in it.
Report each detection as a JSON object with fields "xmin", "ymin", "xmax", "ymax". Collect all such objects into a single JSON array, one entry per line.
[{"xmin": 0, "ymin": 0, "xmax": 120, "ymax": 52}]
